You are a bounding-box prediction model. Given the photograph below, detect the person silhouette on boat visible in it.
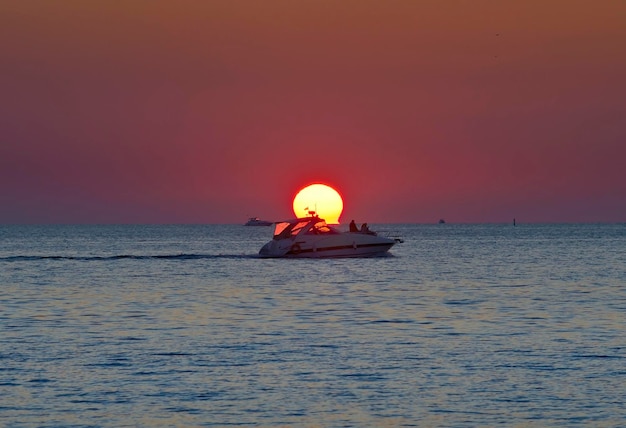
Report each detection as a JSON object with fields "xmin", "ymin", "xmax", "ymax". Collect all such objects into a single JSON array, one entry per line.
[
  {"xmin": 349, "ymin": 219, "xmax": 358, "ymax": 232},
  {"xmin": 360, "ymin": 223, "xmax": 370, "ymax": 233}
]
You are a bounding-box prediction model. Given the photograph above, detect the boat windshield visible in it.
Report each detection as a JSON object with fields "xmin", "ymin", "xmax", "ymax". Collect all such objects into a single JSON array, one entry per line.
[
  {"xmin": 273, "ymin": 218, "xmax": 339, "ymax": 239},
  {"xmin": 273, "ymin": 220, "xmax": 311, "ymax": 240},
  {"xmin": 305, "ymin": 220, "xmax": 338, "ymax": 235}
]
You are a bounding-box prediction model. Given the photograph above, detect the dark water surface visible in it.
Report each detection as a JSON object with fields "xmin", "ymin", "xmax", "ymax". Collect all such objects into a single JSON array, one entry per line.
[{"xmin": 1, "ymin": 224, "xmax": 625, "ymax": 427}]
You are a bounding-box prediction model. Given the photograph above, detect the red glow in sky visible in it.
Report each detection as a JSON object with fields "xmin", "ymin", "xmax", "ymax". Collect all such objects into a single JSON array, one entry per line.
[{"xmin": 1, "ymin": 1, "xmax": 625, "ymax": 223}]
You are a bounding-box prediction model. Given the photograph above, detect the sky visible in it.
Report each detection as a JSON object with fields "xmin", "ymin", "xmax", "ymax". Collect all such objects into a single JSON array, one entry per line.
[{"xmin": 1, "ymin": 1, "xmax": 625, "ymax": 224}]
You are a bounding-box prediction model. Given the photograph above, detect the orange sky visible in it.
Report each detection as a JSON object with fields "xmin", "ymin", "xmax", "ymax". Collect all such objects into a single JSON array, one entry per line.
[{"xmin": 1, "ymin": 1, "xmax": 625, "ymax": 223}]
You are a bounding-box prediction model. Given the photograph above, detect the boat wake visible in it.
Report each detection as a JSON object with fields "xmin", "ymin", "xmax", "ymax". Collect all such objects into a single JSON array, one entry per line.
[{"xmin": 1, "ymin": 254, "xmax": 256, "ymax": 262}]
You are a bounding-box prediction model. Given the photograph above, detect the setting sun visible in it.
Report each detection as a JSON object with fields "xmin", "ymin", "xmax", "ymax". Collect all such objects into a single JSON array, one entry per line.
[{"xmin": 293, "ymin": 184, "xmax": 344, "ymax": 224}]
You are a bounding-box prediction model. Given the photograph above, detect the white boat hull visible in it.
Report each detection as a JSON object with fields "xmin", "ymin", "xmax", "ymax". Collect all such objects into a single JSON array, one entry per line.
[{"xmin": 259, "ymin": 232, "xmax": 396, "ymax": 258}]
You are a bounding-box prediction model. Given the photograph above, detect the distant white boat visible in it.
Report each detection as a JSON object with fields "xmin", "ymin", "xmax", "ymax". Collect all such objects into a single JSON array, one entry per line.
[
  {"xmin": 259, "ymin": 214, "xmax": 402, "ymax": 258},
  {"xmin": 244, "ymin": 217, "xmax": 273, "ymax": 226}
]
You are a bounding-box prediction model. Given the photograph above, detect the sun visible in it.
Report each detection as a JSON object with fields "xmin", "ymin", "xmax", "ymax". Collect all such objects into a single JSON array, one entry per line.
[{"xmin": 293, "ymin": 184, "xmax": 344, "ymax": 224}]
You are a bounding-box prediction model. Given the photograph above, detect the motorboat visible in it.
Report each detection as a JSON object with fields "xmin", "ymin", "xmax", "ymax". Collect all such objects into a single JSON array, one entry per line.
[
  {"xmin": 258, "ymin": 215, "xmax": 401, "ymax": 258},
  {"xmin": 245, "ymin": 217, "xmax": 273, "ymax": 226}
]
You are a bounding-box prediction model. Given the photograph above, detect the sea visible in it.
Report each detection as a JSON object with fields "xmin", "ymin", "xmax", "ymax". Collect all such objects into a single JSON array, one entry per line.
[{"xmin": 1, "ymin": 223, "xmax": 624, "ymax": 427}]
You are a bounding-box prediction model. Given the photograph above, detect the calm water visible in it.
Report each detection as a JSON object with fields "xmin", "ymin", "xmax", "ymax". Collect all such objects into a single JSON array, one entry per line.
[{"xmin": 1, "ymin": 224, "xmax": 625, "ymax": 427}]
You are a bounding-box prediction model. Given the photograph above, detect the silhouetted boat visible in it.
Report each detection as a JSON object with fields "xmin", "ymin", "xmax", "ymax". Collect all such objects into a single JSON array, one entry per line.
[{"xmin": 244, "ymin": 217, "xmax": 273, "ymax": 226}]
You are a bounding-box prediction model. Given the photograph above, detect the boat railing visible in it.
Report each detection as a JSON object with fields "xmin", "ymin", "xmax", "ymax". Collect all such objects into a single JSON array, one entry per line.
[{"xmin": 377, "ymin": 230, "xmax": 405, "ymax": 243}]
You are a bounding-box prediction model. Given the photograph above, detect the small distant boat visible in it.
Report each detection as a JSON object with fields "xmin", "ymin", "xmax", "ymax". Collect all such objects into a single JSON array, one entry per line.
[
  {"xmin": 244, "ymin": 217, "xmax": 273, "ymax": 226},
  {"xmin": 259, "ymin": 214, "xmax": 401, "ymax": 258},
  {"xmin": 439, "ymin": 218, "xmax": 446, "ymax": 224}
]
